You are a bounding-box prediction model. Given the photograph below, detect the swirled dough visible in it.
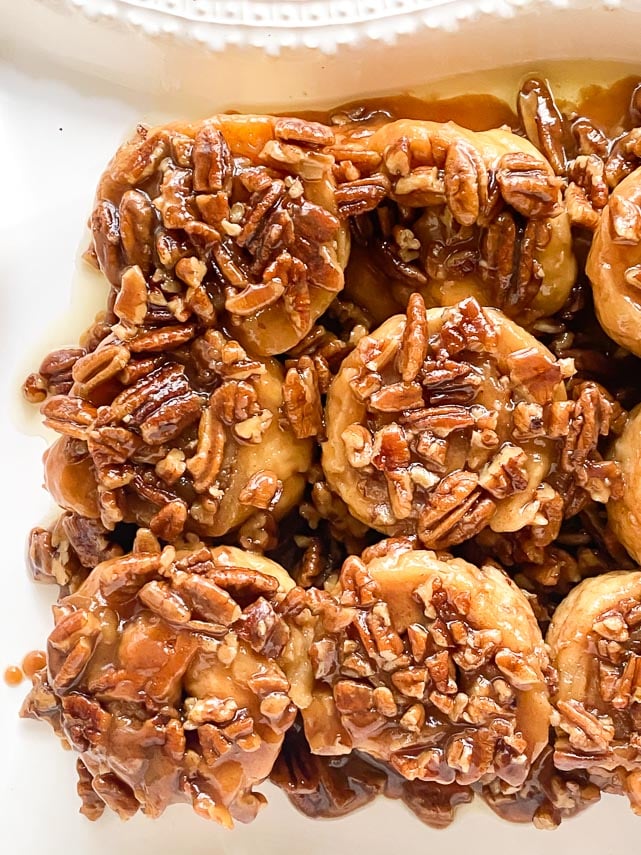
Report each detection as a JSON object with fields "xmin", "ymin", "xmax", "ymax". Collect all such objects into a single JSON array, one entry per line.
[{"xmin": 608, "ymin": 403, "xmax": 641, "ymax": 564}]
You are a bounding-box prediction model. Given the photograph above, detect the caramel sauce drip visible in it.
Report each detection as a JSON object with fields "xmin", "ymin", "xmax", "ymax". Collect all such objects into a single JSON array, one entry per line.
[
  {"xmin": 4, "ymin": 666, "xmax": 24, "ymax": 687},
  {"xmin": 22, "ymin": 650, "xmax": 47, "ymax": 679},
  {"xmin": 271, "ymin": 721, "xmax": 473, "ymax": 828}
]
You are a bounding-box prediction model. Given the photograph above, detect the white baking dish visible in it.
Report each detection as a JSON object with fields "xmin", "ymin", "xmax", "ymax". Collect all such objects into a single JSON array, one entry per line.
[{"xmin": 1, "ymin": 1, "xmax": 641, "ymax": 853}]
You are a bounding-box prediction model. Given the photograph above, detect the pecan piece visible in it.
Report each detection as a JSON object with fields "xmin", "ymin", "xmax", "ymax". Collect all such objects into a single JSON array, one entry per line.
[
  {"xmin": 239, "ymin": 470, "xmax": 283, "ymax": 509},
  {"xmin": 283, "ymin": 356, "xmax": 323, "ymax": 439},
  {"xmin": 371, "ymin": 424, "xmax": 411, "ymax": 471},
  {"xmin": 507, "ymin": 347, "xmax": 568, "ymax": 404},
  {"xmin": 518, "ymin": 77, "xmax": 568, "ymax": 175},
  {"xmin": 444, "ymin": 139, "xmax": 487, "ymax": 226},
  {"xmin": 119, "ymin": 189, "xmax": 156, "ymax": 272},
  {"xmin": 274, "ymin": 117, "xmax": 335, "ymax": 147},
  {"xmin": 186, "ymin": 398, "xmax": 226, "ymax": 493},
  {"xmin": 335, "ymin": 174, "xmax": 391, "ymax": 218},
  {"xmin": 127, "ymin": 323, "xmax": 198, "ymax": 354},
  {"xmin": 138, "ymin": 580, "xmax": 192, "ymax": 623},
  {"xmin": 496, "ymin": 152, "xmax": 562, "ymax": 218},
  {"xmin": 478, "ymin": 445, "xmax": 529, "ymax": 499},
  {"xmin": 369, "ymin": 382, "xmax": 424, "ymax": 412},
  {"xmin": 113, "ymin": 265, "xmax": 149, "ymax": 326},
  {"xmin": 418, "ymin": 470, "xmax": 495, "ymax": 548},
  {"xmin": 41, "ymin": 396, "xmax": 98, "ymax": 440},
  {"xmin": 175, "ymin": 573, "xmax": 241, "ymax": 625},
  {"xmin": 192, "ymin": 122, "xmax": 233, "ymax": 193},
  {"xmin": 398, "ymin": 292, "xmax": 429, "ymax": 383},
  {"xmin": 72, "ymin": 345, "xmax": 130, "ymax": 397},
  {"xmin": 225, "ymin": 280, "xmax": 285, "ymax": 317},
  {"xmin": 91, "ymin": 199, "xmax": 121, "ymax": 284}
]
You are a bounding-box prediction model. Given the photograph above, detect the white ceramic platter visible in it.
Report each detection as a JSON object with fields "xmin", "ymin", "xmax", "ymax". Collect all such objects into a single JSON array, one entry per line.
[{"xmin": 2, "ymin": 1, "xmax": 641, "ymax": 853}]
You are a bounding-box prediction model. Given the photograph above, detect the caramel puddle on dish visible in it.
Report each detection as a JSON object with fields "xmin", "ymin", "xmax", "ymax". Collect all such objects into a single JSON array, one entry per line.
[
  {"xmin": 288, "ymin": 60, "xmax": 640, "ymax": 126},
  {"xmin": 12, "ymin": 240, "xmax": 110, "ymax": 441}
]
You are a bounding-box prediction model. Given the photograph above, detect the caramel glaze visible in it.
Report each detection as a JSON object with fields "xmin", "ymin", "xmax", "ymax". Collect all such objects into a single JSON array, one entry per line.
[
  {"xmin": 271, "ymin": 721, "xmax": 473, "ymax": 829},
  {"xmin": 299, "ymin": 93, "xmax": 519, "ymax": 132},
  {"xmin": 296, "ymin": 75, "xmax": 641, "ymax": 139},
  {"xmin": 271, "ymin": 724, "xmax": 598, "ymax": 828},
  {"xmin": 570, "ymin": 75, "xmax": 641, "ymax": 135}
]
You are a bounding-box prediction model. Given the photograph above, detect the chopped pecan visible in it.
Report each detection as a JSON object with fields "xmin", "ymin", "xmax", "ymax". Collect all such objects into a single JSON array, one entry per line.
[
  {"xmin": 91, "ymin": 199, "xmax": 121, "ymax": 284},
  {"xmin": 371, "ymin": 423, "xmax": 411, "ymax": 471},
  {"xmin": 186, "ymin": 399, "xmax": 226, "ymax": 493},
  {"xmin": 71, "ymin": 344, "xmax": 130, "ymax": 396},
  {"xmin": 605, "ymin": 128, "xmax": 641, "ymax": 188},
  {"xmin": 41, "ymin": 396, "xmax": 98, "ymax": 440},
  {"xmin": 274, "ymin": 117, "xmax": 335, "ymax": 147},
  {"xmin": 150, "ymin": 500, "xmax": 188, "ymax": 541},
  {"xmin": 393, "ymin": 166, "xmax": 445, "ymax": 206},
  {"xmin": 418, "ymin": 470, "xmax": 495, "ymax": 548},
  {"xmin": 174, "ymin": 573, "xmax": 241, "ymax": 625},
  {"xmin": 572, "ymin": 117, "xmax": 609, "ymax": 158},
  {"xmin": 237, "ymin": 598, "xmax": 290, "ymax": 658},
  {"xmin": 225, "ymin": 280, "xmax": 285, "ymax": 316},
  {"xmin": 609, "ymin": 193, "xmax": 641, "ymax": 243},
  {"xmin": 341, "ymin": 424, "xmax": 374, "ymax": 468},
  {"xmin": 478, "ymin": 445, "xmax": 529, "ymax": 499},
  {"xmin": 556, "ymin": 699, "xmax": 615, "ymax": 753},
  {"xmin": 397, "ymin": 292, "xmax": 429, "ymax": 382},
  {"xmin": 401, "ymin": 405, "xmax": 474, "ymax": 437},
  {"xmin": 385, "ymin": 469, "xmax": 414, "ymax": 520},
  {"xmin": 369, "ymin": 381, "xmax": 424, "ymax": 412},
  {"xmin": 507, "ymin": 347, "xmax": 569, "ymax": 404},
  {"xmin": 127, "ymin": 323, "xmax": 198, "ymax": 354},
  {"xmin": 138, "ymin": 580, "xmax": 192, "ymax": 623},
  {"xmin": 436, "ymin": 298, "xmax": 498, "ymax": 356}
]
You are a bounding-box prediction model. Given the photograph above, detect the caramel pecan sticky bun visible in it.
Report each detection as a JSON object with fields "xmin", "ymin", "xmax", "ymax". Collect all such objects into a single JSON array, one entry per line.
[
  {"xmin": 322, "ymin": 293, "xmax": 622, "ymax": 549},
  {"xmin": 90, "ymin": 115, "xmax": 349, "ymax": 356},
  {"xmin": 22, "ymin": 535, "xmax": 303, "ymax": 825},
  {"xmin": 586, "ymin": 166, "xmax": 641, "ymax": 358},
  {"xmin": 330, "ymin": 117, "xmax": 576, "ymax": 326},
  {"xmin": 288, "ymin": 540, "xmax": 551, "ymax": 789},
  {"xmin": 40, "ymin": 330, "xmax": 312, "ymax": 540},
  {"xmin": 548, "ymin": 571, "xmax": 641, "ymax": 815}
]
